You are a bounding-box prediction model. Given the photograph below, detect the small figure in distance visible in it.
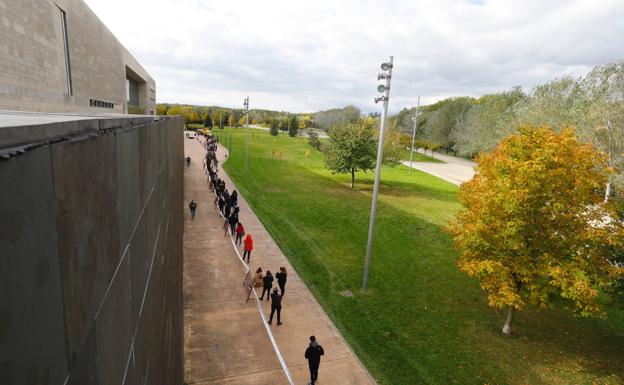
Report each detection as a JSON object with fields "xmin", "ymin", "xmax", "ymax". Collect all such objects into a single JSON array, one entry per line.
[
  {"xmin": 186, "ymin": 156, "xmax": 191, "ymax": 167},
  {"xmin": 253, "ymin": 267, "xmax": 263, "ymax": 287},
  {"xmin": 261, "ymin": 270, "xmax": 273, "ymax": 301},
  {"xmin": 235, "ymin": 222, "xmax": 245, "ymax": 245},
  {"xmin": 276, "ymin": 267, "xmax": 287, "ymax": 297},
  {"xmin": 305, "ymin": 336, "xmax": 325, "ymax": 385},
  {"xmin": 188, "ymin": 200, "xmax": 197, "ymax": 220},
  {"xmin": 268, "ymin": 287, "xmax": 282, "ymax": 326},
  {"xmin": 243, "ymin": 234, "xmax": 253, "ymax": 263}
]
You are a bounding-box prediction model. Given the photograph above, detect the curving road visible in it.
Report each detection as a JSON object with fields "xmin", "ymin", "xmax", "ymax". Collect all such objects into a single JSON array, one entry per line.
[{"xmin": 403, "ymin": 149, "xmax": 476, "ymax": 186}]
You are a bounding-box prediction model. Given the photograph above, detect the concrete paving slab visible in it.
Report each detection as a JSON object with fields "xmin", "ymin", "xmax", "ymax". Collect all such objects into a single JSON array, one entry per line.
[{"xmin": 183, "ymin": 136, "xmax": 376, "ymax": 385}]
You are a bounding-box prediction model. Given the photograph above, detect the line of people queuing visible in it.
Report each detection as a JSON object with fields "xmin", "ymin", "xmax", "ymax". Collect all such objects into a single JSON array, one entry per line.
[{"xmin": 190, "ymin": 134, "xmax": 326, "ymax": 385}]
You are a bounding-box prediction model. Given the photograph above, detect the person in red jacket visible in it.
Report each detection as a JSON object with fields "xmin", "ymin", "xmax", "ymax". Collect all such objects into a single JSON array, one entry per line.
[
  {"xmin": 243, "ymin": 234, "xmax": 253, "ymax": 263},
  {"xmin": 235, "ymin": 222, "xmax": 245, "ymax": 245}
]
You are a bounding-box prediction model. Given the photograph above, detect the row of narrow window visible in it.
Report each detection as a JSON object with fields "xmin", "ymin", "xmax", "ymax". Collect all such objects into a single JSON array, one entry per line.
[{"xmin": 90, "ymin": 99, "xmax": 114, "ymax": 109}]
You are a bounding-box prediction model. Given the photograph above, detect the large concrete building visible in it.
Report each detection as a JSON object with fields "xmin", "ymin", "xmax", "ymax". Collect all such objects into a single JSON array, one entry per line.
[
  {"xmin": 0, "ymin": 0, "xmax": 156, "ymax": 114},
  {"xmin": 0, "ymin": 1, "xmax": 184, "ymax": 385}
]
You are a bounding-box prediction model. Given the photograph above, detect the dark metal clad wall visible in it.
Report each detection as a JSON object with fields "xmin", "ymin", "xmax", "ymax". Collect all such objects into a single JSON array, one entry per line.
[
  {"xmin": 51, "ymin": 133, "xmax": 122, "ymax": 364},
  {"xmin": 0, "ymin": 116, "xmax": 184, "ymax": 385},
  {"xmin": 0, "ymin": 147, "xmax": 68, "ymax": 385}
]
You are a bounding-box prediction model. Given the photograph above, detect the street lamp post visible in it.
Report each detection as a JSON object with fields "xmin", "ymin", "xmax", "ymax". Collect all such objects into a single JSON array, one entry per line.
[
  {"xmin": 362, "ymin": 56, "xmax": 393, "ymax": 293},
  {"xmin": 244, "ymin": 96, "xmax": 249, "ymax": 175},
  {"xmin": 408, "ymin": 96, "xmax": 421, "ymax": 176}
]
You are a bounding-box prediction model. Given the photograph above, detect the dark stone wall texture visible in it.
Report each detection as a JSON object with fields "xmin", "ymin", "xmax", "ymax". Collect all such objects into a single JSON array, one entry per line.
[{"xmin": 0, "ymin": 116, "xmax": 184, "ymax": 385}]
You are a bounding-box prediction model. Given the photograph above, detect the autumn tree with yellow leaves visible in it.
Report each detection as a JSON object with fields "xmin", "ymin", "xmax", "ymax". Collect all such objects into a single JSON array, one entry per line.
[{"xmin": 446, "ymin": 125, "xmax": 624, "ymax": 335}]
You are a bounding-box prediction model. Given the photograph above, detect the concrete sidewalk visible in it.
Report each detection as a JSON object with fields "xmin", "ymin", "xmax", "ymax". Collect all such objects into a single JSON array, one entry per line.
[{"xmin": 183, "ymin": 137, "xmax": 375, "ymax": 385}]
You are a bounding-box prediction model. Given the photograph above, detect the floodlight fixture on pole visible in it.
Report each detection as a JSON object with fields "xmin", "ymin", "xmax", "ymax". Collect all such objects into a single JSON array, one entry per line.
[
  {"xmin": 408, "ymin": 96, "xmax": 421, "ymax": 176},
  {"xmin": 362, "ymin": 56, "xmax": 393, "ymax": 293}
]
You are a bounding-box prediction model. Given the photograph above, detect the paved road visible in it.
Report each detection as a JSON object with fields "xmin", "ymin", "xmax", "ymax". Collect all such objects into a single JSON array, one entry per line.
[
  {"xmin": 403, "ymin": 149, "xmax": 476, "ymax": 185},
  {"xmin": 183, "ymin": 136, "xmax": 375, "ymax": 385}
]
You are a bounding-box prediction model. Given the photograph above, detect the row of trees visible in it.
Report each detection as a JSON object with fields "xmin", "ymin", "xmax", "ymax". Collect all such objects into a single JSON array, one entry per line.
[
  {"xmin": 268, "ymin": 115, "xmax": 300, "ymax": 137},
  {"xmin": 392, "ymin": 61, "xmax": 624, "ymax": 201},
  {"xmin": 158, "ymin": 103, "xmax": 321, "ymax": 130}
]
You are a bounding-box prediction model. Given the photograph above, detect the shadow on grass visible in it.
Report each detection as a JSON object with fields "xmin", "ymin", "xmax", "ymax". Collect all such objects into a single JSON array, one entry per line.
[{"xmin": 224, "ymin": 140, "xmax": 624, "ymax": 385}]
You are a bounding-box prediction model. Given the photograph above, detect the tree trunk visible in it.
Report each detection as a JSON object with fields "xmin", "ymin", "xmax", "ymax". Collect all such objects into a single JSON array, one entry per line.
[
  {"xmin": 351, "ymin": 167, "xmax": 355, "ymax": 189},
  {"xmin": 502, "ymin": 306, "xmax": 516, "ymax": 335},
  {"xmin": 604, "ymin": 181, "xmax": 612, "ymax": 203}
]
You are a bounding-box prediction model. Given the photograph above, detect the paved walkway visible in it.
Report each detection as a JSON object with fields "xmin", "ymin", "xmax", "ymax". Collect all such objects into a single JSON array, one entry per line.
[
  {"xmin": 183, "ymin": 136, "xmax": 375, "ymax": 385},
  {"xmin": 402, "ymin": 149, "xmax": 476, "ymax": 185}
]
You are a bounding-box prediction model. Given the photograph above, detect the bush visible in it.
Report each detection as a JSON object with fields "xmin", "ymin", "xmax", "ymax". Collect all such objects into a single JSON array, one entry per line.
[
  {"xmin": 308, "ymin": 129, "xmax": 321, "ymax": 150},
  {"xmin": 186, "ymin": 123, "xmax": 204, "ymax": 131}
]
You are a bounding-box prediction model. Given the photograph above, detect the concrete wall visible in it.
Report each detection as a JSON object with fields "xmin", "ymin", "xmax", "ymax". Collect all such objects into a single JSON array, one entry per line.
[
  {"xmin": 0, "ymin": 0, "xmax": 155, "ymax": 115},
  {"xmin": 0, "ymin": 115, "xmax": 184, "ymax": 385}
]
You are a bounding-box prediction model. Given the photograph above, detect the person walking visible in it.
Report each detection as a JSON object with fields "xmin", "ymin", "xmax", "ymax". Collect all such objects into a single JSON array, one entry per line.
[
  {"xmin": 276, "ymin": 267, "xmax": 287, "ymax": 297},
  {"xmin": 305, "ymin": 336, "xmax": 325, "ymax": 385},
  {"xmin": 235, "ymin": 222, "xmax": 245, "ymax": 245},
  {"xmin": 253, "ymin": 267, "xmax": 264, "ymax": 287},
  {"xmin": 268, "ymin": 287, "xmax": 282, "ymax": 325},
  {"xmin": 186, "ymin": 156, "xmax": 191, "ymax": 167},
  {"xmin": 188, "ymin": 200, "xmax": 197, "ymax": 219},
  {"xmin": 261, "ymin": 271, "xmax": 273, "ymax": 301},
  {"xmin": 243, "ymin": 234, "xmax": 253, "ymax": 263}
]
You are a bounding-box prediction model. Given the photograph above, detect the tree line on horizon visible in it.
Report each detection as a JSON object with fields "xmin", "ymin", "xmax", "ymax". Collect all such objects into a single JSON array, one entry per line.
[{"xmin": 392, "ymin": 60, "xmax": 624, "ymax": 202}]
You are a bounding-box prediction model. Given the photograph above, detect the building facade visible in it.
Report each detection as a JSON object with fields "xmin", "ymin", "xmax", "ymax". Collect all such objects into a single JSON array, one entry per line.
[{"xmin": 0, "ymin": 0, "xmax": 156, "ymax": 115}]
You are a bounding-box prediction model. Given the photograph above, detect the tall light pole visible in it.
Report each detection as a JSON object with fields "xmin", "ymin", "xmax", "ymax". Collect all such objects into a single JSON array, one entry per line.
[
  {"xmin": 408, "ymin": 96, "xmax": 421, "ymax": 176},
  {"xmin": 244, "ymin": 96, "xmax": 249, "ymax": 175},
  {"xmin": 362, "ymin": 56, "xmax": 393, "ymax": 293}
]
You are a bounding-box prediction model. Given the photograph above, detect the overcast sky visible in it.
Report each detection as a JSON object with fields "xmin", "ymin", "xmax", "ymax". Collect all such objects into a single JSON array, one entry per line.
[{"xmin": 84, "ymin": 0, "xmax": 624, "ymax": 113}]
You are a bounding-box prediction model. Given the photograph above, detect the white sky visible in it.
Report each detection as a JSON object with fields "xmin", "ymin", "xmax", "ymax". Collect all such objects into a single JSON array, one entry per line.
[{"xmin": 84, "ymin": 0, "xmax": 624, "ymax": 113}]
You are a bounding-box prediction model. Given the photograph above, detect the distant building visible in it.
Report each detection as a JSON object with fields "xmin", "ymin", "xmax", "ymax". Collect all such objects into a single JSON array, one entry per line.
[{"xmin": 0, "ymin": 0, "xmax": 155, "ymax": 115}]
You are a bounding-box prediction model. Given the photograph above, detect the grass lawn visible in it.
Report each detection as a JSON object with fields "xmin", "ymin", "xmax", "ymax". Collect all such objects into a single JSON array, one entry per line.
[{"xmin": 217, "ymin": 128, "xmax": 624, "ymax": 385}]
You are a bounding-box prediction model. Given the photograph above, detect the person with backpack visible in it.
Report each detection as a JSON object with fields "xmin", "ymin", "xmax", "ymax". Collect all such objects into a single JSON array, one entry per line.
[
  {"xmin": 268, "ymin": 287, "xmax": 282, "ymax": 325},
  {"xmin": 305, "ymin": 336, "xmax": 325, "ymax": 385},
  {"xmin": 188, "ymin": 200, "xmax": 197, "ymax": 219},
  {"xmin": 243, "ymin": 234, "xmax": 253, "ymax": 263},
  {"xmin": 235, "ymin": 222, "xmax": 245, "ymax": 245},
  {"xmin": 276, "ymin": 267, "xmax": 287, "ymax": 297},
  {"xmin": 261, "ymin": 271, "xmax": 273, "ymax": 301}
]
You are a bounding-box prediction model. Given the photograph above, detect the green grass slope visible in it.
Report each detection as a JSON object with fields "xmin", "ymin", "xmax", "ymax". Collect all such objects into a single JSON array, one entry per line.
[{"xmin": 218, "ymin": 128, "xmax": 624, "ymax": 385}]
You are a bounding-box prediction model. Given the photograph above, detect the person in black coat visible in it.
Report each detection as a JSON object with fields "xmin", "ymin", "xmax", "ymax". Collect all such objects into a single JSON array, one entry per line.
[
  {"xmin": 275, "ymin": 267, "xmax": 287, "ymax": 297},
  {"xmin": 231, "ymin": 190, "xmax": 238, "ymax": 206},
  {"xmin": 261, "ymin": 271, "xmax": 273, "ymax": 301},
  {"xmin": 228, "ymin": 212, "xmax": 238, "ymax": 234},
  {"xmin": 268, "ymin": 287, "xmax": 282, "ymax": 325},
  {"xmin": 218, "ymin": 196, "xmax": 225, "ymax": 214},
  {"xmin": 305, "ymin": 336, "xmax": 325, "ymax": 385},
  {"xmin": 224, "ymin": 202, "xmax": 231, "ymax": 219}
]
